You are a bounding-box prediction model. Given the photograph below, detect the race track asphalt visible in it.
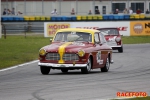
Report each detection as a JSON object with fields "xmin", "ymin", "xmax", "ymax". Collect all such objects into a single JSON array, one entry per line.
[{"xmin": 0, "ymin": 44, "xmax": 150, "ymax": 100}]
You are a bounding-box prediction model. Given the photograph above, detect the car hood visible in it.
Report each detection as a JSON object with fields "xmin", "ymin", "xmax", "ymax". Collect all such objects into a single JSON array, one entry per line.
[{"xmin": 42, "ymin": 42, "xmax": 93, "ymax": 53}]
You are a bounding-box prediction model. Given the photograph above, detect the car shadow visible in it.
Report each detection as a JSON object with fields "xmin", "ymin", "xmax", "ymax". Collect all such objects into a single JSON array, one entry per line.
[{"xmin": 48, "ymin": 70, "xmax": 102, "ymax": 75}]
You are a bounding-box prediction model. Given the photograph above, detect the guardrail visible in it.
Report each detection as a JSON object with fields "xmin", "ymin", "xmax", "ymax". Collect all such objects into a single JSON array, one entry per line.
[{"xmin": 1, "ymin": 23, "xmax": 43, "ymax": 39}]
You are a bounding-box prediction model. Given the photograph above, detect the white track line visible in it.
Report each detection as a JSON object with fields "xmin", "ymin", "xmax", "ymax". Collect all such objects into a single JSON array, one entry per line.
[{"xmin": 0, "ymin": 60, "xmax": 39, "ymax": 72}]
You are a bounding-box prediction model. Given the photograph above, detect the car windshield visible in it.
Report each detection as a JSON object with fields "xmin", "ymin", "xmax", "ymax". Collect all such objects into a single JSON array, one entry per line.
[
  {"xmin": 54, "ymin": 31, "xmax": 92, "ymax": 42},
  {"xmin": 99, "ymin": 29, "xmax": 119, "ymax": 35}
]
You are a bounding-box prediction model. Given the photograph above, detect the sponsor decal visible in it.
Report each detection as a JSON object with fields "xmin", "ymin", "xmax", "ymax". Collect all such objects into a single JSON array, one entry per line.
[
  {"xmin": 96, "ymin": 51, "xmax": 103, "ymax": 64},
  {"xmin": 76, "ymin": 27, "xmax": 128, "ymax": 31},
  {"xmin": 117, "ymin": 92, "xmax": 148, "ymax": 98},
  {"xmin": 47, "ymin": 23, "xmax": 70, "ymax": 37},
  {"xmin": 130, "ymin": 21, "xmax": 150, "ymax": 36},
  {"xmin": 108, "ymin": 36, "xmax": 117, "ymax": 42},
  {"xmin": 133, "ymin": 23, "xmax": 143, "ymax": 34},
  {"xmin": 58, "ymin": 42, "xmax": 72, "ymax": 64}
]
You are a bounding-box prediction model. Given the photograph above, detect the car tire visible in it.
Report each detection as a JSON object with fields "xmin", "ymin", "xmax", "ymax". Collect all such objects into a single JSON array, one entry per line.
[
  {"xmin": 61, "ymin": 69, "xmax": 68, "ymax": 73},
  {"xmin": 40, "ymin": 66, "xmax": 50, "ymax": 75},
  {"xmin": 118, "ymin": 46, "xmax": 123, "ymax": 53},
  {"xmin": 81, "ymin": 57, "xmax": 91, "ymax": 74},
  {"xmin": 101, "ymin": 56, "xmax": 110, "ymax": 72}
]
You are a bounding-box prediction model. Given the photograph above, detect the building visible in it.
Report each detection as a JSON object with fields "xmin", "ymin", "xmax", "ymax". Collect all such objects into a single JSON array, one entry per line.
[{"xmin": 1, "ymin": 0, "xmax": 150, "ymax": 16}]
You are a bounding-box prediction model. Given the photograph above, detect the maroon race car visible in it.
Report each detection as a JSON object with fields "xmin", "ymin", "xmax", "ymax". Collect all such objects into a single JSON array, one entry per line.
[
  {"xmin": 97, "ymin": 28, "xmax": 123, "ymax": 53},
  {"xmin": 38, "ymin": 28, "xmax": 113, "ymax": 74}
]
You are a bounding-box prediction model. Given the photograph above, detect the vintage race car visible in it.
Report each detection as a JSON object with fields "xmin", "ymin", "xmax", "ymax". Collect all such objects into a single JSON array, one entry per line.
[
  {"xmin": 38, "ymin": 28, "xmax": 113, "ymax": 75},
  {"xmin": 97, "ymin": 28, "xmax": 123, "ymax": 53}
]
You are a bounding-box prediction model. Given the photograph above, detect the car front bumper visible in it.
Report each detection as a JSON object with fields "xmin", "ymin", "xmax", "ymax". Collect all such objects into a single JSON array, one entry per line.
[{"xmin": 38, "ymin": 62, "xmax": 87, "ymax": 68}]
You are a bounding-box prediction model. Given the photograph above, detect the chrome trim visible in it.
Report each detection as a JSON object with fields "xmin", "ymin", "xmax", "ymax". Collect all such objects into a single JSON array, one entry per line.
[{"xmin": 38, "ymin": 62, "xmax": 87, "ymax": 67}]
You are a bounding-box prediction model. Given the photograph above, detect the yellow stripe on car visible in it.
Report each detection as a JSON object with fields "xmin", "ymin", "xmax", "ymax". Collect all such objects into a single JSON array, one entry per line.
[{"xmin": 58, "ymin": 42, "xmax": 72, "ymax": 64}]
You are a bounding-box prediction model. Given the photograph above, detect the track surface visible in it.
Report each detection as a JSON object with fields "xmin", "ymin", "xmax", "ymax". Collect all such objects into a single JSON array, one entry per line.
[{"xmin": 0, "ymin": 44, "xmax": 150, "ymax": 100}]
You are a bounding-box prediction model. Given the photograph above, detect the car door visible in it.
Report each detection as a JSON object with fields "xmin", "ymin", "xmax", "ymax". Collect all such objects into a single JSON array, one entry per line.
[{"xmin": 92, "ymin": 32, "xmax": 104, "ymax": 68}]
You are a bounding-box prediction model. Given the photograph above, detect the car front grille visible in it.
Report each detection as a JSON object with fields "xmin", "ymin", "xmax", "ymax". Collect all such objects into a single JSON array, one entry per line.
[
  {"xmin": 45, "ymin": 53, "xmax": 79, "ymax": 61},
  {"xmin": 45, "ymin": 53, "xmax": 60, "ymax": 60},
  {"xmin": 63, "ymin": 53, "xmax": 79, "ymax": 61}
]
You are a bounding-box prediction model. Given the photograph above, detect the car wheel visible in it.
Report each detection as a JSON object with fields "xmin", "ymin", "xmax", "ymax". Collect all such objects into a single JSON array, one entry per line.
[
  {"xmin": 118, "ymin": 46, "xmax": 123, "ymax": 53},
  {"xmin": 61, "ymin": 69, "xmax": 68, "ymax": 73},
  {"xmin": 101, "ymin": 57, "xmax": 110, "ymax": 72},
  {"xmin": 40, "ymin": 66, "xmax": 50, "ymax": 75},
  {"xmin": 81, "ymin": 57, "xmax": 91, "ymax": 74}
]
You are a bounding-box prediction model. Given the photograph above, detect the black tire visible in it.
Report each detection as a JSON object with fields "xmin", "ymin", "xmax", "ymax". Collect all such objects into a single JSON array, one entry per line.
[
  {"xmin": 61, "ymin": 69, "xmax": 68, "ymax": 73},
  {"xmin": 101, "ymin": 57, "xmax": 110, "ymax": 72},
  {"xmin": 81, "ymin": 57, "xmax": 92, "ymax": 74},
  {"xmin": 118, "ymin": 46, "xmax": 123, "ymax": 53},
  {"xmin": 40, "ymin": 66, "xmax": 50, "ymax": 75}
]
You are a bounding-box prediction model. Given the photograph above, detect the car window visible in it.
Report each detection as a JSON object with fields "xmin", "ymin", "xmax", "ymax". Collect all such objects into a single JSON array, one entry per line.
[
  {"xmin": 54, "ymin": 32, "xmax": 92, "ymax": 42},
  {"xmin": 99, "ymin": 29, "xmax": 119, "ymax": 35},
  {"xmin": 94, "ymin": 33, "xmax": 100, "ymax": 44},
  {"xmin": 99, "ymin": 33, "xmax": 107, "ymax": 43}
]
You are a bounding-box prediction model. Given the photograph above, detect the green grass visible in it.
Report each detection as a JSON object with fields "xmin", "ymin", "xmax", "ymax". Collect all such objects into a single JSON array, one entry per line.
[
  {"xmin": 122, "ymin": 36, "xmax": 150, "ymax": 44},
  {"xmin": 0, "ymin": 34, "xmax": 49, "ymax": 69},
  {"xmin": 0, "ymin": 35, "xmax": 150, "ymax": 70}
]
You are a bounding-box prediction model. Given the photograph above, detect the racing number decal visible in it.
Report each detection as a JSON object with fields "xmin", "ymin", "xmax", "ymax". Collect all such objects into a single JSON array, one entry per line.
[{"xmin": 96, "ymin": 51, "xmax": 103, "ymax": 64}]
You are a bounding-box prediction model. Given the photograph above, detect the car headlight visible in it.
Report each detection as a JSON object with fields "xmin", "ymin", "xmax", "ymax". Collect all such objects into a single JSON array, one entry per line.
[
  {"xmin": 78, "ymin": 49, "xmax": 85, "ymax": 57},
  {"xmin": 115, "ymin": 37, "xmax": 121, "ymax": 42},
  {"xmin": 39, "ymin": 49, "xmax": 46, "ymax": 56}
]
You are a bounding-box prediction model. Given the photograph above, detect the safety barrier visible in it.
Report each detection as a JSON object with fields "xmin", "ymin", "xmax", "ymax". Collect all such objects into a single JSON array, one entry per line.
[{"xmin": 1, "ymin": 14, "xmax": 150, "ymax": 22}]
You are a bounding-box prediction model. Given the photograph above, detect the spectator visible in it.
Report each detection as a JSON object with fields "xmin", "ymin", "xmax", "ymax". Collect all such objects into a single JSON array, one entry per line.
[
  {"xmin": 51, "ymin": 9, "xmax": 58, "ymax": 15},
  {"xmin": 114, "ymin": 9, "xmax": 119, "ymax": 14},
  {"xmin": 123, "ymin": 8, "xmax": 128, "ymax": 14},
  {"xmin": 71, "ymin": 8, "xmax": 75, "ymax": 15},
  {"xmin": 88, "ymin": 10, "xmax": 92, "ymax": 15},
  {"xmin": 3, "ymin": 9, "xmax": 7, "ymax": 15},
  {"xmin": 146, "ymin": 9, "xmax": 150, "ymax": 14},
  {"xmin": 95, "ymin": 9, "xmax": 100, "ymax": 14},
  {"xmin": 11, "ymin": 8, "xmax": 15, "ymax": 15},
  {"xmin": 7, "ymin": 9, "xmax": 11, "ymax": 15},
  {"xmin": 136, "ymin": 8, "xmax": 141, "ymax": 14},
  {"xmin": 128, "ymin": 7, "xmax": 133, "ymax": 14},
  {"xmin": 17, "ymin": 10, "xmax": 23, "ymax": 15}
]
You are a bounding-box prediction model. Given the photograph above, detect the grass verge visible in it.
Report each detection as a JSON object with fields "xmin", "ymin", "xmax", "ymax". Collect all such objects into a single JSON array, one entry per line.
[
  {"xmin": 0, "ymin": 34, "xmax": 49, "ymax": 69},
  {"xmin": 0, "ymin": 35, "xmax": 150, "ymax": 69}
]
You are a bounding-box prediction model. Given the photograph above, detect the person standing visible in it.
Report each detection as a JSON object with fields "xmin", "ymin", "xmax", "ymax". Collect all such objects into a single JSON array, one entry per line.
[
  {"xmin": 114, "ymin": 9, "xmax": 119, "ymax": 14},
  {"xmin": 123, "ymin": 8, "xmax": 128, "ymax": 14},
  {"xmin": 3, "ymin": 9, "xmax": 7, "ymax": 15},
  {"xmin": 128, "ymin": 7, "xmax": 133, "ymax": 14},
  {"xmin": 71, "ymin": 8, "xmax": 75, "ymax": 15},
  {"xmin": 88, "ymin": 10, "xmax": 92, "ymax": 15},
  {"xmin": 136, "ymin": 8, "xmax": 141, "ymax": 14},
  {"xmin": 51, "ymin": 9, "xmax": 58, "ymax": 15},
  {"xmin": 11, "ymin": 8, "xmax": 15, "ymax": 15},
  {"xmin": 146, "ymin": 9, "xmax": 149, "ymax": 14}
]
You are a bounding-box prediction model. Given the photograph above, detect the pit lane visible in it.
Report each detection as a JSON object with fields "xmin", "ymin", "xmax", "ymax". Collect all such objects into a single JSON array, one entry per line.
[{"xmin": 0, "ymin": 44, "xmax": 150, "ymax": 100}]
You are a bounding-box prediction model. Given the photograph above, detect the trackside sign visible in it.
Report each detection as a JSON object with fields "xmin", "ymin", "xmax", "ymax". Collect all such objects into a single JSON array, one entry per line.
[{"xmin": 44, "ymin": 22, "xmax": 130, "ymax": 37}]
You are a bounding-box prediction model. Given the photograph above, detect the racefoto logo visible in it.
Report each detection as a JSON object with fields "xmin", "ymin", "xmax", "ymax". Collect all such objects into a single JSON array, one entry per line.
[{"xmin": 133, "ymin": 23, "xmax": 143, "ymax": 34}]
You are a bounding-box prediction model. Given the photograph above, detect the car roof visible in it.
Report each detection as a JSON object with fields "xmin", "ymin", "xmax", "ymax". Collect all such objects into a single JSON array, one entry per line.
[{"xmin": 57, "ymin": 28, "xmax": 100, "ymax": 34}]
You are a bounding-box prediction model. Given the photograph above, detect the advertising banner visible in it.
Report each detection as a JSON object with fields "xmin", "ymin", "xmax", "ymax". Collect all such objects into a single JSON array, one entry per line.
[
  {"xmin": 130, "ymin": 21, "xmax": 150, "ymax": 36},
  {"xmin": 44, "ymin": 23, "xmax": 70, "ymax": 37},
  {"xmin": 71, "ymin": 22, "xmax": 130, "ymax": 36},
  {"xmin": 44, "ymin": 22, "xmax": 130, "ymax": 37}
]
